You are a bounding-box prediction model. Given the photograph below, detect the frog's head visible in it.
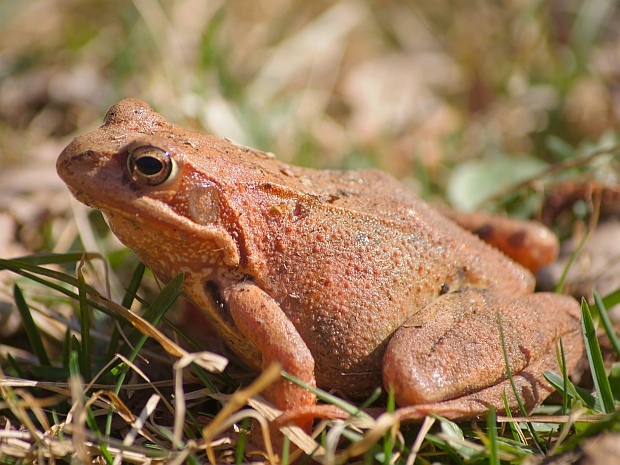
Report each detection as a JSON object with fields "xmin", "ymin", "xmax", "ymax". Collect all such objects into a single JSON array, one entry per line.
[{"xmin": 56, "ymin": 99, "xmax": 241, "ymax": 281}]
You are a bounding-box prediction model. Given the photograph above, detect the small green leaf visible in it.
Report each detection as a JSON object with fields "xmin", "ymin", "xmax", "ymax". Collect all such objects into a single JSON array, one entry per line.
[
  {"xmin": 447, "ymin": 156, "xmax": 546, "ymax": 211},
  {"xmin": 545, "ymin": 135, "xmax": 576, "ymax": 160},
  {"xmin": 426, "ymin": 417, "xmax": 472, "ymax": 462},
  {"xmin": 68, "ymin": 350, "xmax": 80, "ymax": 378}
]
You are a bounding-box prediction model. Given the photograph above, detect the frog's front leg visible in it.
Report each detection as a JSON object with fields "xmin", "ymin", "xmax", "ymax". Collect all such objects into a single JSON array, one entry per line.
[
  {"xmin": 221, "ymin": 281, "xmax": 316, "ymax": 430},
  {"xmin": 383, "ymin": 289, "xmax": 583, "ymax": 418}
]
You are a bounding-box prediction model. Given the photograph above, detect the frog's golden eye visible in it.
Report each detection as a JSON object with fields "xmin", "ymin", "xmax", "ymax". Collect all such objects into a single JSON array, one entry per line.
[{"xmin": 127, "ymin": 146, "xmax": 178, "ymax": 186}]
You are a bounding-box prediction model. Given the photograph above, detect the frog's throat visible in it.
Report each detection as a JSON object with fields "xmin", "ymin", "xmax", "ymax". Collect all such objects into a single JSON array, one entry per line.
[{"xmin": 83, "ymin": 193, "xmax": 241, "ymax": 269}]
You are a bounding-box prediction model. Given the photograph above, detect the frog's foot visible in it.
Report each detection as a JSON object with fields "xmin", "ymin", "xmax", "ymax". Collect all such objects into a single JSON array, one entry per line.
[
  {"xmin": 383, "ymin": 289, "xmax": 583, "ymax": 417},
  {"xmin": 392, "ymin": 364, "xmax": 557, "ymax": 422},
  {"xmin": 440, "ymin": 208, "xmax": 559, "ymax": 272}
]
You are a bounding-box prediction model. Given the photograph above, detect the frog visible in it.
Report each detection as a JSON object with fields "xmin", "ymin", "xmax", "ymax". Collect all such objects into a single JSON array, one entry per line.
[{"xmin": 57, "ymin": 98, "xmax": 583, "ymax": 428}]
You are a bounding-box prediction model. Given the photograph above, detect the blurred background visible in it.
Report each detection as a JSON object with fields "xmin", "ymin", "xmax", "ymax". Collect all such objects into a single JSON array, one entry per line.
[
  {"xmin": 0, "ymin": 0, "xmax": 619, "ymax": 257},
  {"xmin": 1, "ymin": 3, "xmax": 620, "ymax": 457}
]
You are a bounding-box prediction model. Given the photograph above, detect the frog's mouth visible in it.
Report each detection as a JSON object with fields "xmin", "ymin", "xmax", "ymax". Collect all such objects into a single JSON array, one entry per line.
[{"xmin": 71, "ymin": 184, "xmax": 241, "ymax": 271}]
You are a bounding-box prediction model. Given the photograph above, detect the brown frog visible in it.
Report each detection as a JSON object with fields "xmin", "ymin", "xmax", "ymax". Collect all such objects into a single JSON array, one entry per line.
[{"xmin": 57, "ymin": 99, "xmax": 583, "ymax": 427}]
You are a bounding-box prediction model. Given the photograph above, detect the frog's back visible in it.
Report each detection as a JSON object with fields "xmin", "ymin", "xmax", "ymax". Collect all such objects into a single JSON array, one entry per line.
[{"xmin": 222, "ymin": 162, "xmax": 534, "ymax": 394}]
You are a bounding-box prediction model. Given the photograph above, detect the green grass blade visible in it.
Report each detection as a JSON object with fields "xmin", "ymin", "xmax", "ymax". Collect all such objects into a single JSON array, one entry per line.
[
  {"xmin": 103, "ymin": 272, "xmax": 185, "ymax": 397},
  {"xmin": 13, "ymin": 284, "xmax": 51, "ymax": 366},
  {"xmin": 121, "ymin": 261, "xmax": 146, "ymax": 309},
  {"xmin": 557, "ymin": 338, "xmax": 569, "ymax": 415},
  {"xmin": 10, "ymin": 252, "xmax": 102, "ymax": 266},
  {"xmin": 0, "ymin": 258, "xmax": 124, "ymax": 319},
  {"xmin": 282, "ymin": 371, "xmax": 373, "ymax": 420},
  {"xmin": 68, "ymin": 351, "xmax": 111, "ymax": 461},
  {"xmin": 282, "ymin": 433, "xmax": 291, "ymax": 465},
  {"xmin": 544, "ymin": 367, "xmax": 596, "ymax": 410},
  {"xmin": 602, "ymin": 288, "xmax": 620, "ymax": 309},
  {"xmin": 70, "ymin": 335, "xmax": 81, "ymax": 365},
  {"xmin": 118, "ymin": 272, "xmax": 184, "ymax": 359},
  {"xmin": 581, "ymin": 299, "xmax": 615, "ymax": 413},
  {"xmin": 501, "ymin": 391, "xmax": 521, "ymax": 443},
  {"xmin": 6, "ymin": 353, "xmax": 24, "ymax": 377},
  {"xmin": 106, "ymin": 261, "xmax": 146, "ymax": 361},
  {"xmin": 0, "ymin": 258, "xmax": 153, "ymax": 336},
  {"xmin": 235, "ymin": 418, "xmax": 249, "ymax": 465},
  {"xmin": 594, "ymin": 291, "xmax": 620, "ymax": 358},
  {"xmin": 76, "ymin": 263, "xmax": 92, "ymax": 380},
  {"xmin": 487, "ymin": 407, "xmax": 500, "ymax": 465},
  {"xmin": 497, "ymin": 313, "xmax": 543, "ymax": 451},
  {"xmin": 62, "ymin": 327, "xmax": 71, "ymax": 367},
  {"xmin": 555, "ymin": 233, "xmax": 588, "ymax": 294}
]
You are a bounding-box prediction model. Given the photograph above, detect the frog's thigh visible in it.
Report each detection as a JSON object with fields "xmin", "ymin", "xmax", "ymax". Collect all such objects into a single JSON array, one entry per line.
[
  {"xmin": 441, "ymin": 208, "xmax": 559, "ymax": 271},
  {"xmin": 222, "ymin": 282, "xmax": 316, "ymax": 413},
  {"xmin": 383, "ymin": 290, "xmax": 582, "ymax": 411}
]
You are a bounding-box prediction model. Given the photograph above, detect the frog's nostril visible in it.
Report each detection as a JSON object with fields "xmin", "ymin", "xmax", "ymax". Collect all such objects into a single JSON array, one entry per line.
[{"xmin": 84, "ymin": 150, "xmax": 98, "ymax": 161}]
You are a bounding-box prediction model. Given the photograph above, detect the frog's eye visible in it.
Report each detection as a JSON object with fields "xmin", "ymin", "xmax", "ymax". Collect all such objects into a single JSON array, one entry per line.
[{"xmin": 127, "ymin": 146, "xmax": 178, "ymax": 186}]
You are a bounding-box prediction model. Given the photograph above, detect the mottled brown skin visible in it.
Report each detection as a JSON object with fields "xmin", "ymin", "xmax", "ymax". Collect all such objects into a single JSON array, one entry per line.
[{"xmin": 57, "ymin": 99, "xmax": 583, "ymax": 425}]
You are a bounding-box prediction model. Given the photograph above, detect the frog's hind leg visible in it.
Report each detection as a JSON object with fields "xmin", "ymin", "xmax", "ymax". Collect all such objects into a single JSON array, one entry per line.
[
  {"xmin": 383, "ymin": 290, "xmax": 583, "ymax": 418},
  {"xmin": 440, "ymin": 207, "xmax": 559, "ymax": 272}
]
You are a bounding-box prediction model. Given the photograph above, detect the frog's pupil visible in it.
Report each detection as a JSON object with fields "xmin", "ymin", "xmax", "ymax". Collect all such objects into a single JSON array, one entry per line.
[{"xmin": 137, "ymin": 156, "xmax": 163, "ymax": 175}]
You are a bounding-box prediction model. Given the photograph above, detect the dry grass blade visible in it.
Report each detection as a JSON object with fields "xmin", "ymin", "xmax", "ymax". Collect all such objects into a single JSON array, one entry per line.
[
  {"xmin": 549, "ymin": 408, "xmax": 589, "ymax": 456},
  {"xmin": 202, "ymin": 363, "xmax": 281, "ymax": 442},
  {"xmin": 336, "ymin": 412, "xmax": 399, "ymax": 463},
  {"xmin": 68, "ymin": 371, "xmax": 90, "ymax": 463},
  {"xmin": 247, "ymin": 395, "xmax": 327, "ymax": 461},
  {"xmin": 0, "ymin": 430, "xmax": 74, "ymax": 459},
  {"xmin": 122, "ymin": 393, "xmax": 160, "ymax": 447},
  {"xmin": 172, "ymin": 352, "xmax": 218, "ymax": 448},
  {"xmin": 406, "ymin": 415, "xmax": 435, "ymax": 465}
]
